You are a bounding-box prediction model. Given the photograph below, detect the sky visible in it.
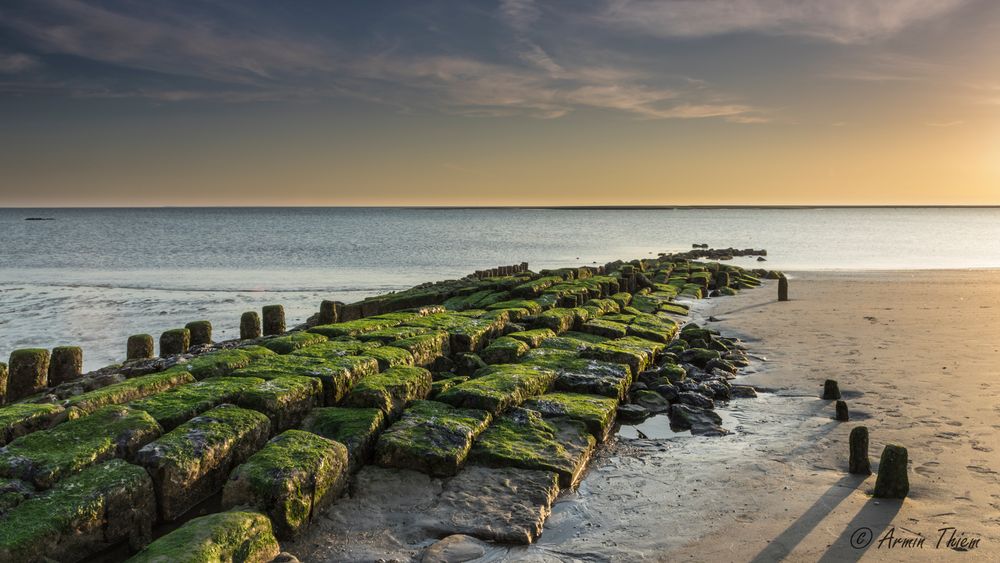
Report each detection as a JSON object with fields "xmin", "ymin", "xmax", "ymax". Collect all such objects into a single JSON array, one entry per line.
[{"xmin": 0, "ymin": 0, "xmax": 998, "ymax": 206}]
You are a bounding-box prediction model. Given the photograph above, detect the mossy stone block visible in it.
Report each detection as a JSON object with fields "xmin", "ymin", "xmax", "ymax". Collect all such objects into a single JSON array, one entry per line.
[
  {"xmin": 506, "ymin": 328, "xmax": 556, "ymax": 348},
  {"xmin": 524, "ymin": 392, "xmax": 619, "ymax": 441},
  {"xmin": 48, "ymin": 346, "xmax": 83, "ymax": 386},
  {"xmin": 159, "ymin": 329, "xmax": 190, "ymax": 357},
  {"xmin": 480, "ymin": 336, "xmax": 530, "ymax": 365},
  {"xmin": 390, "ymin": 331, "xmax": 449, "ymax": 366},
  {"xmin": 343, "ymin": 366, "xmax": 433, "ymax": 418},
  {"xmin": 262, "ymin": 304, "xmax": 285, "ymax": 336},
  {"xmin": 0, "ymin": 405, "xmax": 162, "ymax": 489},
  {"xmin": 580, "ymin": 319, "xmax": 629, "ymax": 340},
  {"xmin": 0, "ymin": 362, "xmax": 6, "ymax": 405},
  {"xmin": 236, "ymin": 375, "xmax": 322, "ymax": 433},
  {"xmin": 135, "ymin": 404, "xmax": 271, "ymax": 521},
  {"xmin": 361, "ymin": 345, "xmax": 415, "ymax": 370},
  {"xmin": 0, "ymin": 476, "xmax": 33, "ymax": 516},
  {"xmin": 0, "ymin": 459, "xmax": 156, "ymax": 562},
  {"xmin": 261, "ymin": 331, "xmax": 328, "ymax": 354},
  {"xmin": 129, "ymin": 376, "xmax": 264, "ymax": 431},
  {"xmin": 537, "ymin": 308, "xmax": 577, "ymax": 334},
  {"xmin": 291, "ymin": 339, "xmax": 383, "ymax": 360},
  {"xmin": 437, "ymin": 364, "xmax": 557, "ymax": 415},
  {"xmin": 0, "ymin": 403, "xmax": 65, "ymax": 446},
  {"xmin": 7, "ymin": 349, "xmax": 50, "ymax": 402},
  {"xmin": 301, "ymin": 407, "xmax": 386, "ymax": 472},
  {"xmin": 127, "ymin": 335, "xmax": 155, "ymax": 361},
  {"xmin": 521, "ymin": 348, "xmax": 631, "ymax": 400},
  {"xmin": 128, "ymin": 510, "xmax": 280, "ymax": 563},
  {"xmin": 65, "ymin": 370, "xmax": 195, "ymax": 416},
  {"xmin": 308, "ymin": 315, "xmax": 411, "ymax": 339},
  {"xmin": 469, "ymin": 408, "xmax": 596, "ymax": 488},
  {"xmin": 430, "ymin": 376, "xmax": 470, "ymax": 399},
  {"xmin": 184, "ymin": 320, "xmax": 212, "ymax": 346},
  {"xmin": 485, "ymin": 299, "xmax": 543, "ymax": 315},
  {"xmin": 240, "ymin": 311, "xmax": 262, "ymax": 340},
  {"xmin": 222, "ymin": 430, "xmax": 349, "ymax": 539},
  {"xmin": 374, "ymin": 400, "xmax": 492, "ymax": 476},
  {"xmin": 358, "ymin": 326, "xmax": 433, "ymax": 344},
  {"xmin": 170, "ymin": 345, "xmax": 276, "ymax": 380},
  {"xmin": 231, "ymin": 354, "xmax": 377, "ymax": 406}
]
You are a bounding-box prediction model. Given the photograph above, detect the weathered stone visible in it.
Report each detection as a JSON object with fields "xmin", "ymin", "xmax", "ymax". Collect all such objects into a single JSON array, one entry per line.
[
  {"xmin": 421, "ymin": 534, "xmax": 489, "ymax": 563},
  {"xmin": 232, "ymin": 354, "xmax": 378, "ymax": 406},
  {"xmin": 129, "ymin": 376, "xmax": 263, "ymax": 431},
  {"xmin": 835, "ymin": 400, "xmax": 850, "ymax": 421},
  {"xmin": 631, "ymin": 389, "xmax": 672, "ymax": 414},
  {"xmin": 521, "ymin": 348, "xmax": 631, "ymax": 400},
  {"xmin": 127, "ymin": 334, "xmax": 155, "ymax": 361},
  {"xmin": 616, "ymin": 403, "xmax": 649, "ymax": 423},
  {"xmin": 730, "ymin": 384, "xmax": 758, "ymax": 398},
  {"xmin": 849, "ymin": 426, "xmax": 872, "ymax": 475},
  {"xmin": 480, "ymin": 336, "xmax": 530, "ymax": 364},
  {"xmin": 428, "ymin": 466, "xmax": 560, "ymax": 545},
  {"xmin": 454, "ymin": 353, "xmax": 487, "ymax": 377},
  {"xmin": 301, "ymin": 407, "xmax": 386, "ymax": 472},
  {"xmin": 291, "ymin": 339, "xmax": 383, "ymax": 360},
  {"xmin": 506, "ymin": 329, "xmax": 556, "ymax": 348},
  {"xmin": 469, "ymin": 408, "xmax": 595, "ymax": 488},
  {"xmin": 262, "ymin": 304, "xmax": 286, "ymax": 336},
  {"xmin": 579, "ymin": 337, "xmax": 662, "ymax": 377},
  {"xmin": 823, "ymin": 379, "xmax": 841, "ymax": 400},
  {"xmin": 873, "ymin": 444, "xmax": 909, "ymax": 499},
  {"xmin": 362, "ymin": 345, "xmax": 416, "ymax": 370},
  {"xmin": 0, "ymin": 405, "xmax": 162, "ymax": 489},
  {"xmin": 778, "ymin": 274, "xmax": 788, "ymax": 301},
  {"xmin": 262, "ymin": 331, "xmax": 328, "ymax": 354},
  {"xmin": 343, "ymin": 366, "xmax": 433, "ymax": 419},
  {"xmin": 374, "ymin": 400, "xmax": 491, "ymax": 476},
  {"xmin": 677, "ymin": 390, "xmax": 715, "ymax": 409},
  {"xmin": 669, "ymin": 403, "xmax": 727, "ymax": 436},
  {"xmin": 184, "ymin": 320, "xmax": 213, "ymax": 346},
  {"xmin": 159, "ymin": 329, "xmax": 190, "ymax": 357},
  {"xmin": 391, "ymin": 331, "xmax": 451, "ymax": 366},
  {"xmin": 7, "ymin": 349, "xmax": 49, "ymax": 402},
  {"xmin": 223, "ymin": 430, "xmax": 349, "ymax": 539},
  {"xmin": 309, "ymin": 313, "xmax": 418, "ymax": 339},
  {"xmin": 135, "ymin": 404, "xmax": 270, "ymax": 521},
  {"xmin": 524, "ymin": 392, "xmax": 619, "ymax": 441},
  {"xmin": 0, "ymin": 459, "xmax": 156, "ymax": 562},
  {"xmin": 128, "ymin": 510, "xmax": 280, "ymax": 563},
  {"xmin": 536, "ymin": 308, "xmax": 577, "ymax": 334},
  {"xmin": 64, "ymin": 370, "xmax": 195, "ymax": 416},
  {"xmin": 241, "ymin": 311, "xmax": 262, "ymax": 340},
  {"xmin": 48, "ymin": 346, "xmax": 83, "ymax": 386},
  {"xmin": 430, "ymin": 376, "xmax": 469, "ymax": 399},
  {"xmin": 169, "ymin": 345, "xmax": 276, "ymax": 380},
  {"xmin": 0, "ymin": 403, "xmax": 65, "ymax": 446},
  {"xmin": 319, "ymin": 300, "xmax": 342, "ymax": 325},
  {"xmin": 0, "ymin": 362, "xmax": 6, "ymax": 405},
  {"xmin": 581, "ymin": 319, "xmax": 629, "ymax": 339},
  {"xmin": 437, "ymin": 364, "xmax": 556, "ymax": 415},
  {"xmin": 236, "ymin": 375, "xmax": 323, "ymax": 433}
]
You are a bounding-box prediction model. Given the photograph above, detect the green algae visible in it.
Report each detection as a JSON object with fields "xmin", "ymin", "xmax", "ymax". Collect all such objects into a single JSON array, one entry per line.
[
  {"xmin": 580, "ymin": 336, "xmax": 665, "ymax": 376},
  {"xmin": 261, "ymin": 331, "xmax": 328, "ymax": 354},
  {"xmin": 480, "ymin": 336, "xmax": 530, "ymax": 365},
  {"xmin": 65, "ymin": 371, "xmax": 195, "ymax": 416},
  {"xmin": 129, "ymin": 376, "xmax": 263, "ymax": 431},
  {"xmin": 167, "ymin": 346, "xmax": 276, "ymax": 380},
  {"xmin": 230, "ymin": 354, "xmax": 377, "ymax": 405},
  {"xmin": 291, "ymin": 339, "xmax": 383, "ymax": 360},
  {"xmin": 390, "ymin": 331, "xmax": 449, "ymax": 366},
  {"xmin": 520, "ymin": 348, "xmax": 631, "ymax": 400},
  {"xmin": 486, "ymin": 299, "xmax": 543, "ymax": 315},
  {"xmin": 358, "ymin": 326, "xmax": 432, "ymax": 343},
  {"xmin": 580, "ymin": 319, "xmax": 629, "ymax": 339},
  {"xmin": 342, "ymin": 366, "xmax": 433, "ymax": 418},
  {"xmin": 0, "ymin": 459, "xmax": 155, "ymax": 562},
  {"xmin": 373, "ymin": 400, "xmax": 492, "ymax": 476},
  {"xmin": 222, "ymin": 430, "xmax": 349, "ymax": 539},
  {"xmin": 135, "ymin": 405, "xmax": 271, "ymax": 521},
  {"xmin": 0, "ymin": 403, "xmax": 64, "ymax": 446},
  {"xmin": 236, "ymin": 375, "xmax": 323, "ymax": 433},
  {"xmin": 159, "ymin": 329, "xmax": 190, "ymax": 356},
  {"xmin": 506, "ymin": 328, "xmax": 556, "ymax": 348},
  {"xmin": 536, "ymin": 308, "xmax": 576, "ymax": 334},
  {"xmin": 127, "ymin": 510, "xmax": 280, "ymax": 563},
  {"xmin": 436, "ymin": 364, "xmax": 556, "ymax": 415},
  {"xmin": 362, "ymin": 345, "xmax": 415, "ymax": 370},
  {"xmin": 430, "ymin": 376, "xmax": 469, "ymax": 399},
  {"xmin": 0, "ymin": 405, "xmax": 162, "ymax": 489},
  {"xmin": 301, "ymin": 407, "xmax": 386, "ymax": 472},
  {"xmin": 512, "ymin": 276, "xmax": 562, "ymax": 297},
  {"xmin": 308, "ymin": 313, "xmax": 418, "ymax": 339},
  {"xmin": 523, "ymin": 392, "xmax": 619, "ymax": 441}
]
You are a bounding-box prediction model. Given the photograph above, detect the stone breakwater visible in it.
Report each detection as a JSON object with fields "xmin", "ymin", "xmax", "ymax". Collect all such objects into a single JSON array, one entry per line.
[{"xmin": 0, "ymin": 252, "xmax": 779, "ymax": 562}]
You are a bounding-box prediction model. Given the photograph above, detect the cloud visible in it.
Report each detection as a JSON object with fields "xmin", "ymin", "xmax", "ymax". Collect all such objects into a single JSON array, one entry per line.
[
  {"xmin": 0, "ymin": 52, "xmax": 40, "ymax": 73},
  {"xmin": 597, "ymin": 0, "xmax": 969, "ymax": 44}
]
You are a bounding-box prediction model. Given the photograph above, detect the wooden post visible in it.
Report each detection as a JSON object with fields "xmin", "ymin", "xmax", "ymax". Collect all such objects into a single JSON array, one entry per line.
[
  {"xmin": 7, "ymin": 349, "xmax": 50, "ymax": 401},
  {"xmin": 873, "ymin": 445, "xmax": 909, "ymax": 498},
  {"xmin": 160, "ymin": 329, "xmax": 191, "ymax": 356},
  {"xmin": 262, "ymin": 305, "xmax": 285, "ymax": 336},
  {"xmin": 185, "ymin": 321, "xmax": 213, "ymax": 346},
  {"xmin": 778, "ymin": 274, "xmax": 789, "ymax": 301},
  {"xmin": 241, "ymin": 311, "xmax": 262, "ymax": 339},
  {"xmin": 823, "ymin": 379, "xmax": 841, "ymax": 400},
  {"xmin": 48, "ymin": 346, "xmax": 83, "ymax": 386},
  {"xmin": 127, "ymin": 334, "xmax": 154, "ymax": 360},
  {"xmin": 835, "ymin": 400, "xmax": 850, "ymax": 421},
  {"xmin": 849, "ymin": 426, "xmax": 872, "ymax": 475}
]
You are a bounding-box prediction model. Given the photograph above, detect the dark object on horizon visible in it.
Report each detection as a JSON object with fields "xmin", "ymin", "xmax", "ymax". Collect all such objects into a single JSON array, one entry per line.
[
  {"xmin": 849, "ymin": 426, "xmax": 872, "ymax": 475},
  {"xmin": 127, "ymin": 334, "xmax": 154, "ymax": 360},
  {"xmin": 823, "ymin": 379, "xmax": 841, "ymax": 400},
  {"xmin": 835, "ymin": 400, "xmax": 849, "ymax": 421},
  {"xmin": 691, "ymin": 243, "xmax": 709, "ymax": 249},
  {"xmin": 873, "ymin": 444, "xmax": 909, "ymax": 499},
  {"xmin": 24, "ymin": 217, "xmax": 54, "ymax": 221},
  {"xmin": 241, "ymin": 311, "xmax": 262, "ymax": 340},
  {"xmin": 319, "ymin": 300, "xmax": 342, "ymax": 325},
  {"xmin": 262, "ymin": 305, "xmax": 285, "ymax": 336},
  {"xmin": 48, "ymin": 346, "xmax": 83, "ymax": 386},
  {"xmin": 757, "ymin": 256, "xmax": 767, "ymax": 261},
  {"xmin": 160, "ymin": 328, "xmax": 191, "ymax": 356},
  {"xmin": 185, "ymin": 320, "xmax": 213, "ymax": 346},
  {"xmin": 778, "ymin": 274, "xmax": 788, "ymax": 301},
  {"xmin": 7, "ymin": 348, "xmax": 50, "ymax": 402}
]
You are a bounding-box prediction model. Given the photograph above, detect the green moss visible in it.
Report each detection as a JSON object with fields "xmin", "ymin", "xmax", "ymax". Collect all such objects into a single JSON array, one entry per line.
[
  {"xmin": 469, "ymin": 408, "xmax": 595, "ymax": 488},
  {"xmin": 520, "ymin": 348, "xmax": 631, "ymax": 400},
  {"xmin": 658, "ymin": 303, "xmax": 690, "ymax": 315},
  {"xmin": 301, "ymin": 407, "xmax": 386, "ymax": 471},
  {"xmin": 236, "ymin": 375, "xmax": 323, "ymax": 433},
  {"xmin": 609, "ymin": 292, "xmax": 632, "ymax": 309},
  {"xmin": 583, "ymin": 298, "xmax": 620, "ymax": 315},
  {"xmin": 358, "ymin": 326, "xmax": 432, "ymax": 343},
  {"xmin": 129, "ymin": 376, "xmax": 263, "ymax": 431},
  {"xmin": 0, "ymin": 405, "xmax": 162, "ymax": 489},
  {"xmin": 0, "ymin": 403, "xmax": 64, "ymax": 446},
  {"xmin": 262, "ymin": 331, "xmax": 328, "ymax": 354},
  {"xmin": 128, "ymin": 510, "xmax": 280, "ymax": 563},
  {"xmin": 480, "ymin": 336, "xmax": 530, "ymax": 365},
  {"xmin": 362, "ymin": 345, "xmax": 415, "ymax": 370},
  {"xmin": 167, "ymin": 346, "xmax": 276, "ymax": 380},
  {"xmin": 443, "ymin": 289, "xmax": 494, "ymax": 311},
  {"xmin": 308, "ymin": 313, "xmax": 418, "ymax": 339},
  {"xmin": 506, "ymin": 328, "xmax": 556, "ymax": 348},
  {"xmin": 580, "ymin": 336, "xmax": 665, "ymax": 376},
  {"xmin": 523, "ymin": 392, "xmax": 619, "ymax": 441},
  {"xmin": 291, "ymin": 339, "xmax": 383, "ymax": 360},
  {"xmin": 222, "ymin": 430, "xmax": 348, "ymax": 539},
  {"xmin": 135, "ymin": 405, "xmax": 271, "ymax": 521},
  {"xmin": 580, "ymin": 319, "xmax": 629, "ymax": 339},
  {"xmin": 390, "ymin": 331, "xmax": 449, "ymax": 366},
  {"xmin": 65, "ymin": 370, "xmax": 195, "ymax": 416},
  {"xmin": 512, "ymin": 276, "xmax": 562, "ymax": 297},
  {"xmin": 430, "ymin": 376, "xmax": 469, "ymax": 399},
  {"xmin": 485, "ymin": 299, "xmax": 543, "ymax": 315},
  {"xmin": 159, "ymin": 329, "xmax": 191, "ymax": 356},
  {"xmin": 437, "ymin": 364, "xmax": 556, "ymax": 415},
  {"xmin": 0, "ymin": 459, "xmax": 155, "ymax": 562},
  {"xmin": 536, "ymin": 308, "xmax": 576, "ymax": 334},
  {"xmin": 343, "ymin": 366, "xmax": 432, "ymax": 418},
  {"xmin": 230, "ymin": 354, "xmax": 378, "ymax": 405},
  {"xmin": 373, "ymin": 400, "xmax": 492, "ymax": 476}
]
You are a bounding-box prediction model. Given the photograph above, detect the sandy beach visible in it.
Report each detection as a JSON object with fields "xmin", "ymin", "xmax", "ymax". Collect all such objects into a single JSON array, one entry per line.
[{"xmin": 290, "ymin": 270, "xmax": 1000, "ymax": 562}]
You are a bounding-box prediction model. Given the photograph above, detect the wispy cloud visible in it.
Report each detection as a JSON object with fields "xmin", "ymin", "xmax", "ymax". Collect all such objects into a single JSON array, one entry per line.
[
  {"xmin": 596, "ymin": 0, "xmax": 969, "ymax": 44},
  {"xmin": 0, "ymin": 52, "xmax": 40, "ymax": 73}
]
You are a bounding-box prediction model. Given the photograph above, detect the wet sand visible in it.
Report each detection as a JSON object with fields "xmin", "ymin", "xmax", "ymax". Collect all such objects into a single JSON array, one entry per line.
[{"xmin": 293, "ymin": 270, "xmax": 1000, "ymax": 562}]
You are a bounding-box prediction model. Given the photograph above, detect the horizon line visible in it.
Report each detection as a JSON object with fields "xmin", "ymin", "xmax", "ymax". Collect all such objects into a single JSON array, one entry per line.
[{"xmin": 3, "ymin": 204, "xmax": 1000, "ymax": 210}]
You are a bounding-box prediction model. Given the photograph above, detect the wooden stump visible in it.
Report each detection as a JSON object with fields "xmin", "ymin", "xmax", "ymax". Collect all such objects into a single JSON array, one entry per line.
[
  {"xmin": 835, "ymin": 400, "xmax": 849, "ymax": 421},
  {"xmin": 127, "ymin": 334, "xmax": 154, "ymax": 360},
  {"xmin": 185, "ymin": 321, "xmax": 213, "ymax": 346},
  {"xmin": 262, "ymin": 305, "xmax": 285, "ymax": 336},
  {"xmin": 823, "ymin": 379, "xmax": 841, "ymax": 400},
  {"xmin": 160, "ymin": 329, "xmax": 191, "ymax": 356},
  {"xmin": 240, "ymin": 312, "xmax": 261, "ymax": 340},
  {"xmin": 873, "ymin": 444, "xmax": 909, "ymax": 499},
  {"xmin": 778, "ymin": 275, "xmax": 789, "ymax": 301},
  {"xmin": 48, "ymin": 346, "xmax": 83, "ymax": 386},
  {"xmin": 319, "ymin": 300, "xmax": 341, "ymax": 325},
  {"xmin": 849, "ymin": 426, "xmax": 872, "ymax": 475},
  {"xmin": 7, "ymin": 349, "xmax": 50, "ymax": 402}
]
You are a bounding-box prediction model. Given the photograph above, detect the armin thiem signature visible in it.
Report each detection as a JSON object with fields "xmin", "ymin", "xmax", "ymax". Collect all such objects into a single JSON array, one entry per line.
[{"xmin": 851, "ymin": 526, "xmax": 981, "ymax": 551}]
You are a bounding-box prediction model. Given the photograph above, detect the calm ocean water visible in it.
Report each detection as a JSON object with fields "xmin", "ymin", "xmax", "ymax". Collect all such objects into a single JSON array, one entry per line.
[{"xmin": 2, "ymin": 207, "xmax": 999, "ymax": 370}]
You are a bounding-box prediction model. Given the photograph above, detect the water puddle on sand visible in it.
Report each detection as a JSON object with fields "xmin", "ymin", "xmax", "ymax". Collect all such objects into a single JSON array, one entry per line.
[{"xmin": 615, "ymin": 402, "xmax": 746, "ymax": 440}]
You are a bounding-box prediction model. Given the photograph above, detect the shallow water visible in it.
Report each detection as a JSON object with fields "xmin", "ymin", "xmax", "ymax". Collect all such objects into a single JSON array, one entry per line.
[{"xmin": 3, "ymin": 207, "xmax": 1000, "ymax": 369}]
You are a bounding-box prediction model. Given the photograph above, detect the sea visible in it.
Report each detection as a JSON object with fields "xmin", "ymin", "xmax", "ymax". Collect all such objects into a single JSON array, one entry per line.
[{"xmin": 2, "ymin": 207, "xmax": 999, "ymax": 371}]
